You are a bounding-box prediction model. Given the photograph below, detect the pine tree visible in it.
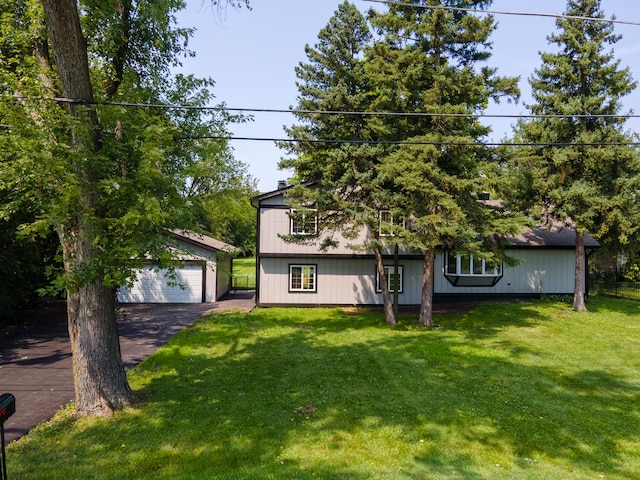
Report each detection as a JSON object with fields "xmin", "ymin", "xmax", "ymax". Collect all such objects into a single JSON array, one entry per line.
[
  {"xmin": 512, "ymin": 0, "xmax": 639, "ymax": 311},
  {"xmin": 367, "ymin": 0, "xmax": 524, "ymax": 326},
  {"xmin": 281, "ymin": 2, "xmax": 401, "ymax": 325}
]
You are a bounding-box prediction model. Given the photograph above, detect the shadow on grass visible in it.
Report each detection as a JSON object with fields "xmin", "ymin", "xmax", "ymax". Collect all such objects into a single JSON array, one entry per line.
[{"xmin": 11, "ymin": 304, "xmax": 640, "ymax": 479}]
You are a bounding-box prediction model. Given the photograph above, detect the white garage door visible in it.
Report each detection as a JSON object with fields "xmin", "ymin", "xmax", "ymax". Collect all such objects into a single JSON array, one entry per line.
[{"xmin": 117, "ymin": 265, "xmax": 203, "ymax": 303}]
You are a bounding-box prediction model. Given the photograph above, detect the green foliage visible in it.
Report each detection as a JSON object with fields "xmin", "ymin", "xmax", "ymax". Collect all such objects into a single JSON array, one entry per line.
[
  {"xmin": 197, "ymin": 187, "xmax": 258, "ymax": 255},
  {"xmin": 510, "ymin": 0, "xmax": 640, "ymax": 250},
  {"xmin": 367, "ymin": 0, "xmax": 525, "ymax": 254},
  {"xmin": 8, "ymin": 298, "xmax": 640, "ymax": 479},
  {"xmin": 0, "ymin": 212, "xmax": 59, "ymax": 319},
  {"xmin": 0, "ymin": 0, "xmax": 251, "ymax": 295},
  {"xmin": 622, "ymin": 263, "xmax": 640, "ymax": 282},
  {"xmin": 282, "ymin": 1, "xmax": 528, "ymax": 324}
]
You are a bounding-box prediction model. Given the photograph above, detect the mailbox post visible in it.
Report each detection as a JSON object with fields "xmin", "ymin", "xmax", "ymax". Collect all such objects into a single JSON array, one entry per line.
[{"xmin": 0, "ymin": 394, "xmax": 15, "ymax": 480}]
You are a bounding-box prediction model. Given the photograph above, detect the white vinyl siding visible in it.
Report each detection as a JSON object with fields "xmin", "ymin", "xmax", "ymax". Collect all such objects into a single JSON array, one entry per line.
[
  {"xmin": 434, "ymin": 249, "xmax": 578, "ymax": 296},
  {"xmin": 258, "ymin": 207, "xmax": 372, "ymax": 256},
  {"xmin": 259, "ymin": 258, "xmax": 422, "ymax": 306},
  {"xmin": 258, "ymin": 249, "xmax": 581, "ymax": 306}
]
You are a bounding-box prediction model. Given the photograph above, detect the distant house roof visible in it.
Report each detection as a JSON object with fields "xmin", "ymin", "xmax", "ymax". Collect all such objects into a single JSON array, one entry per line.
[{"xmin": 168, "ymin": 230, "xmax": 239, "ymax": 254}]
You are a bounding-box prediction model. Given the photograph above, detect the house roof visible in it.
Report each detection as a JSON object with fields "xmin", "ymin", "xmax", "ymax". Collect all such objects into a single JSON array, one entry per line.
[
  {"xmin": 505, "ymin": 222, "xmax": 600, "ymax": 249},
  {"xmin": 251, "ymin": 182, "xmax": 297, "ymax": 205},
  {"xmin": 168, "ymin": 230, "xmax": 239, "ymax": 254}
]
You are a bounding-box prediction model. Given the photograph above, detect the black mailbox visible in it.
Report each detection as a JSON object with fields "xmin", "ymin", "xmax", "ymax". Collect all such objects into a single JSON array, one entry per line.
[
  {"xmin": 1, "ymin": 393, "xmax": 15, "ymax": 480},
  {"xmin": 0, "ymin": 395, "xmax": 15, "ymax": 426}
]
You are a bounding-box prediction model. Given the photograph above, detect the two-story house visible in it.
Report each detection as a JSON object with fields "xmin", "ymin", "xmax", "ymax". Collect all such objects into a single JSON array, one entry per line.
[{"xmin": 251, "ymin": 184, "xmax": 599, "ymax": 307}]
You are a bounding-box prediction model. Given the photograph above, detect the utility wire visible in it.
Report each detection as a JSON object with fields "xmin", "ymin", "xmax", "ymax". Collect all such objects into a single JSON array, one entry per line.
[
  {"xmin": 362, "ymin": 0, "xmax": 640, "ymax": 27},
  {"xmin": 11, "ymin": 96, "xmax": 640, "ymax": 121},
  {"xmin": 176, "ymin": 135, "xmax": 640, "ymax": 148}
]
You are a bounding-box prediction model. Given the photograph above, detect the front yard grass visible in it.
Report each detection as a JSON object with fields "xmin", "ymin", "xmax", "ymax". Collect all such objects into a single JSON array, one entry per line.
[{"xmin": 8, "ymin": 296, "xmax": 640, "ymax": 479}]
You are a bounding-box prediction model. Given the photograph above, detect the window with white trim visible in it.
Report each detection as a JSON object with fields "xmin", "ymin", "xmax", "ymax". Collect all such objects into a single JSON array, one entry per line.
[
  {"xmin": 379, "ymin": 211, "xmax": 405, "ymax": 237},
  {"xmin": 290, "ymin": 209, "xmax": 317, "ymax": 235},
  {"xmin": 444, "ymin": 252, "xmax": 503, "ymax": 287},
  {"xmin": 289, "ymin": 265, "xmax": 317, "ymax": 292},
  {"xmin": 376, "ymin": 265, "xmax": 404, "ymax": 293}
]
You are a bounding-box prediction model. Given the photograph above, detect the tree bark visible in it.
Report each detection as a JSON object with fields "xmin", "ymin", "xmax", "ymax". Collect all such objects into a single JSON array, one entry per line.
[
  {"xmin": 374, "ymin": 247, "xmax": 396, "ymax": 326},
  {"xmin": 573, "ymin": 229, "xmax": 587, "ymax": 311},
  {"xmin": 393, "ymin": 243, "xmax": 399, "ymax": 320},
  {"xmin": 419, "ymin": 248, "xmax": 435, "ymax": 327},
  {"xmin": 41, "ymin": 0, "xmax": 135, "ymax": 416}
]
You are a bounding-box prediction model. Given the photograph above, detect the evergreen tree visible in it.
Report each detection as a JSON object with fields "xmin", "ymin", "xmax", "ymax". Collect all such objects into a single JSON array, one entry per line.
[
  {"xmin": 281, "ymin": 2, "xmax": 402, "ymax": 325},
  {"xmin": 512, "ymin": 0, "xmax": 639, "ymax": 311},
  {"xmin": 283, "ymin": 1, "xmax": 526, "ymax": 326},
  {"xmin": 367, "ymin": 0, "xmax": 524, "ymax": 326}
]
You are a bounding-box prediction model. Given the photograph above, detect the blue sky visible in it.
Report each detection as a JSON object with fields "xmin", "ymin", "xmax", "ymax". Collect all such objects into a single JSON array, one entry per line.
[{"xmin": 176, "ymin": 1, "xmax": 640, "ymax": 192}]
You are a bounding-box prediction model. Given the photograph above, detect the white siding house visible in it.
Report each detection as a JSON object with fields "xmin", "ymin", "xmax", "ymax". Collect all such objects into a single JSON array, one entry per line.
[
  {"xmin": 117, "ymin": 230, "xmax": 239, "ymax": 304},
  {"xmin": 252, "ymin": 186, "xmax": 600, "ymax": 307}
]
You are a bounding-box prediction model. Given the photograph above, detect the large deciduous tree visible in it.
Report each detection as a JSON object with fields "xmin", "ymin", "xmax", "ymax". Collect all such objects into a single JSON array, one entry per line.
[
  {"xmin": 511, "ymin": 0, "xmax": 639, "ymax": 311},
  {"xmin": 0, "ymin": 0, "xmax": 244, "ymax": 416}
]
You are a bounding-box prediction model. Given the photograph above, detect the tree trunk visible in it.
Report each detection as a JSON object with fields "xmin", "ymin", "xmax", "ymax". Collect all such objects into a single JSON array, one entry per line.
[
  {"xmin": 42, "ymin": 0, "xmax": 135, "ymax": 415},
  {"xmin": 573, "ymin": 229, "xmax": 587, "ymax": 311},
  {"xmin": 393, "ymin": 243, "xmax": 399, "ymax": 320},
  {"xmin": 58, "ymin": 225, "xmax": 134, "ymax": 416},
  {"xmin": 419, "ymin": 248, "xmax": 435, "ymax": 327},
  {"xmin": 68, "ymin": 284, "xmax": 133, "ymax": 416},
  {"xmin": 374, "ymin": 247, "xmax": 396, "ymax": 326}
]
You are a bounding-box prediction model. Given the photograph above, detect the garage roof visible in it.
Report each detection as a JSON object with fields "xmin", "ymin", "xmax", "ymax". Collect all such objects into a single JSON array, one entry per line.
[{"xmin": 168, "ymin": 230, "xmax": 240, "ymax": 254}]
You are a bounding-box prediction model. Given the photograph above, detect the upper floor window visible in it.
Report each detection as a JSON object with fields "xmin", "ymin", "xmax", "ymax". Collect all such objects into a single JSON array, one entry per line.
[
  {"xmin": 290, "ymin": 209, "xmax": 318, "ymax": 236},
  {"xmin": 376, "ymin": 265, "xmax": 404, "ymax": 293},
  {"xmin": 445, "ymin": 252, "xmax": 503, "ymax": 287},
  {"xmin": 379, "ymin": 211, "xmax": 405, "ymax": 237}
]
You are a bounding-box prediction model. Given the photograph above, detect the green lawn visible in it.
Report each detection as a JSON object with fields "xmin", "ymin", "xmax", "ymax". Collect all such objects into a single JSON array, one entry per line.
[
  {"xmin": 8, "ymin": 297, "xmax": 640, "ymax": 479},
  {"xmin": 231, "ymin": 256, "xmax": 256, "ymax": 290}
]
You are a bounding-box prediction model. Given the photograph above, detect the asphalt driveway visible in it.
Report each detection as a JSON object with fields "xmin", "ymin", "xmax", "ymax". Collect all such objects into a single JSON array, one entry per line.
[{"xmin": 0, "ymin": 292, "xmax": 254, "ymax": 443}]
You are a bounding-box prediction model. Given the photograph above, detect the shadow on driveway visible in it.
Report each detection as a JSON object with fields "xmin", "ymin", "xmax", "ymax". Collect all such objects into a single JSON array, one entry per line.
[{"xmin": 0, "ymin": 292, "xmax": 254, "ymax": 443}]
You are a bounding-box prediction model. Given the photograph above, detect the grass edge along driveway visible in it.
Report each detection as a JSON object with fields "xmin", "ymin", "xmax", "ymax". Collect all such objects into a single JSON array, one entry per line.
[{"xmin": 8, "ymin": 297, "xmax": 640, "ymax": 479}]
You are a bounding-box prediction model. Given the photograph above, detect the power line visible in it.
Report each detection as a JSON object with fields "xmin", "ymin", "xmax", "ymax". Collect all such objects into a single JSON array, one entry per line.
[
  {"xmin": 176, "ymin": 135, "xmax": 640, "ymax": 148},
  {"xmin": 362, "ymin": 0, "xmax": 640, "ymax": 27},
  {"xmin": 11, "ymin": 96, "xmax": 640, "ymax": 121}
]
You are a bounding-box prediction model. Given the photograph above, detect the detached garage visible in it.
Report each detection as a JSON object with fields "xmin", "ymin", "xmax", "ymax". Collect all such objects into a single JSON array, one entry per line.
[{"xmin": 117, "ymin": 230, "xmax": 239, "ymax": 304}]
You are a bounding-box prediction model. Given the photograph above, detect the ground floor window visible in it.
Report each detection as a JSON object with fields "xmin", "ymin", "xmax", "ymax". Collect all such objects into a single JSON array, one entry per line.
[
  {"xmin": 376, "ymin": 265, "xmax": 403, "ymax": 293},
  {"xmin": 289, "ymin": 264, "xmax": 317, "ymax": 292},
  {"xmin": 445, "ymin": 252, "xmax": 503, "ymax": 287}
]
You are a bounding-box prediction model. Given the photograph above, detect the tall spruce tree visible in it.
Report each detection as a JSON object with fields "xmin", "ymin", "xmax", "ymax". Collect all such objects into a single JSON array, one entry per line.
[
  {"xmin": 281, "ymin": 2, "xmax": 402, "ymax": 325},
  {"xmin": 367, "ymin": 1, "xmax": 524, "ymax": 326},
  {"xmin": 512, "ymin": 0, "xmax": 639, "ymax": 311}
]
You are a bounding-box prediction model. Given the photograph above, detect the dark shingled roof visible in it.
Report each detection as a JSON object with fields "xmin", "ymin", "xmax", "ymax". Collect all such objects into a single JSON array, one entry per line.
[{"xmin": 506, "ymin": 222, "xmax": 600, "ymax": 249}]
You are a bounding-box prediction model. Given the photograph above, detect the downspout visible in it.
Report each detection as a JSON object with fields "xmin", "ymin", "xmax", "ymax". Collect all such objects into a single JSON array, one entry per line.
[{"xmin": 250, "ymin": 197, "xmax": 261, "ymax": 306}]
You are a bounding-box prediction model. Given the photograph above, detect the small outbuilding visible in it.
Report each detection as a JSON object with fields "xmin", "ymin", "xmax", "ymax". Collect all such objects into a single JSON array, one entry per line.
[{"xmin": 117, "ymin": 230, "xmax": 239, "ymax": 304}]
